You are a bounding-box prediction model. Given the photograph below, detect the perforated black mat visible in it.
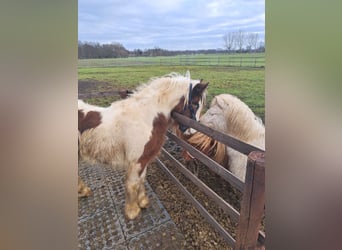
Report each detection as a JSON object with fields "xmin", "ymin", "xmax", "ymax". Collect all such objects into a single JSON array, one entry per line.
[{"xmin": 78, "ymin": 163, "xmax": 184, "ymax": 249}]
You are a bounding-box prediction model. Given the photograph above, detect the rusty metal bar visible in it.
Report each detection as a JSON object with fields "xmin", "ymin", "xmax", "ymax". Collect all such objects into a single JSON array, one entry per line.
[
  {"xmin": 167, "ymin": 131, "xmax": 244, "ymax": 192},
  {"xmin": 171, "ymin": 112, "xmax": 264, "ymax": 155},
  {"xmin": 155, "ymin": 157, "xmax": 236, "ymax": 247},
  {"xmin": 235, "ymin": 151, "xmax": 265, "ymax": 250},
  {"xmin": 160, "ymin": 147, "xmax": 240, "ymax": 222}
]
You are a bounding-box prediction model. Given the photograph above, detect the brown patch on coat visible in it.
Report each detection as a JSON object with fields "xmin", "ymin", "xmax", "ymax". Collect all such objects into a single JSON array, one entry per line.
[
  {"xmin": 78, "ymin": 109, "xmax": 102, "ymax": 134},
  {"xmin": 171, "ymin": 82, "xmax": 209, "ymax": 118},
  {"xmin": 138, "ymin": 113, "xmax": 168, "ymax": 176},
  {"xmin": 171, "ymin": 95, "xmax": 194, "ymax": 119},
  {"xmin": 172, "ymin": 96, "xmax": 185, "ymax": 113},
  {"xmin": 170, "ymin": 96, "xmax": 188, "ymax": 134},
  {"xmin": 190, "ymin": 82, "xmax": 209, "ymax": 105}
]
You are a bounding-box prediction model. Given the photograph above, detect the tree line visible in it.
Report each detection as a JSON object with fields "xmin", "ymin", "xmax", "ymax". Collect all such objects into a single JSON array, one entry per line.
[
  {"xmin": 78, "ymin": 41, "xmax": 130, "ymax": 59},
  {"xmin": 78, "ymin": 31, "xmax": 265, "ymax": 59}
]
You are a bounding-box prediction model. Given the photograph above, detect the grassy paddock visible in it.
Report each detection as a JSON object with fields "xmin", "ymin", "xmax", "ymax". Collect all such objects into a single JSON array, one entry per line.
[{"xmin": 78, "ymin": 65, "xmax": 265, "ymax": 121}]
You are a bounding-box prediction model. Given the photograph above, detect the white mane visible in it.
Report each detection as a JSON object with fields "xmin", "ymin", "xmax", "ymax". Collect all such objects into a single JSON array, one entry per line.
[
  {"xmin": 187, "ymin": 93, "xmax": 264, "ymax": 181},
  {"xmin": 206, "ymin": 94, "xmax": 265, "ymax": 149},
  {"xmin": 131, "ymin": 71, "xmax": 195, "ymax": 108}
]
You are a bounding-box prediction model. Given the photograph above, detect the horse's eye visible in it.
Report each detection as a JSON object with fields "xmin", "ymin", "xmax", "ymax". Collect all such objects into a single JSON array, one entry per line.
[{"xmin": 192, "ymin": 102, "xmax": 199, "ymax": 109}]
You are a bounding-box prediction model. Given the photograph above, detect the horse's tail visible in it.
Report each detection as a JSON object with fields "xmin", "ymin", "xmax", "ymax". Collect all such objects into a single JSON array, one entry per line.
[{"xmin": 187, "ymin": 132, "xmax": 228, "ymax": 166}]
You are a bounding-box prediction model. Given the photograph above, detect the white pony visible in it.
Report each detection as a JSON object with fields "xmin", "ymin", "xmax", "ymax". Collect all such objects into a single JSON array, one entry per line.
[
  {"xmin": 184, "ymin": 94, "xmax": 265, "ymax": 181},
  {"xmin": 78, "ymin": 71, "xmax": 208, "ymax": 219}
]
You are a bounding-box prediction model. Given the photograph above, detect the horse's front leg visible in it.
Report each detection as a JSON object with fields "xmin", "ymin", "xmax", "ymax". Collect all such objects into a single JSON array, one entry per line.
[
  {"xmin": 137, "ymin": 167, "xmax": 149, "ymax": 209},
  {"xmin": 125, "ymin": 163, "xmax": 144, "ymax": 220},
  {"xmin": 78, "ymin": 176, "xmax": 91, "ymax": 197}
]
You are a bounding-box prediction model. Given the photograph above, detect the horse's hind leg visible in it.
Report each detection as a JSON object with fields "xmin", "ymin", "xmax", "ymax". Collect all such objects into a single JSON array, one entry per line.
[
  {"xmin": 78, "ymin": 139, "xmax": 91, "ymax": 197},
  {"xmin": 137, "ymin": 168, "xmax": 149, "ymax": 209},
  {"xmin": 78, "ymin": 176, "xmax": 91, "ymax": 197},
  {"xmin": 125, "ymin": 163, "xmax": 143, "ymax": 220}
]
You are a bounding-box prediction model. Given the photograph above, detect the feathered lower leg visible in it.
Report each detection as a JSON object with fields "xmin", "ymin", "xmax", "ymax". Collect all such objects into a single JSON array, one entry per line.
[{"xmin": 78, "ymin": 176, "xmax": 91, "ymax": 197}]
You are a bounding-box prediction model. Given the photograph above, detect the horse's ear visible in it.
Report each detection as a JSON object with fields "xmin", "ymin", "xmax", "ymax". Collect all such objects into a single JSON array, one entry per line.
[
  {"xmin": 185, "ymin": 70, "xmax": 191, "ymax": 79},
  {"xmin": 212, "ymin": 95, "xmax": 227, "ymax": 109},
  {"xmin": 201, "ymin": 82, "xmax": 209, "ymax": 92},
  {"xmin": 192, "ymin": 82, "xmax": 209, "ymax": 96}
]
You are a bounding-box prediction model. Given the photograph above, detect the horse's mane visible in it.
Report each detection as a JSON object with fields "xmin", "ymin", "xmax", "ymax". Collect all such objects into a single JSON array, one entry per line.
[
  {"xmin": 131, "ymin": 72, "xmax": 193, "ymax": 106},
  {"xmin": 187, "ymin": 131, "xmax": 227, "ymax": 165},
  {"xmin": 208, "ymin": 94, "xmax": 265, "ymax": 146}
]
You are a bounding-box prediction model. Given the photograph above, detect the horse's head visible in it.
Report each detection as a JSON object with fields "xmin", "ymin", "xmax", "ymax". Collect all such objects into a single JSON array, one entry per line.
[{"xmin": 172, "ymin": 75, "xmax": 209, "ymax": 134}]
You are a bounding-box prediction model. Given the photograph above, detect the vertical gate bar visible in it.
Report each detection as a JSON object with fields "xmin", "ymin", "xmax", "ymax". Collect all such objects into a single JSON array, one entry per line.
[{"xmin": 235, "ymin": 151, "xmax": 265, "ymax": 250}]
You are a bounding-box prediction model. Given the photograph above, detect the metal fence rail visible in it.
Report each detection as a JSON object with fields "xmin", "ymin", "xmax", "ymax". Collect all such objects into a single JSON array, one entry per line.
[
  {"xmin": 78, "ymin": 56, "xmax": 265, "ymax": 68},
  {"xmin": 156, "ymin": 112, "xmax": 266, "ymax": 249}
]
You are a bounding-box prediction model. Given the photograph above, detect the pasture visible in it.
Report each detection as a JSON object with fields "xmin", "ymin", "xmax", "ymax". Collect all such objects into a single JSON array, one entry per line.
[{"xmin": 78, "ymin": 64, "xmax": 265, "ymax": 121}]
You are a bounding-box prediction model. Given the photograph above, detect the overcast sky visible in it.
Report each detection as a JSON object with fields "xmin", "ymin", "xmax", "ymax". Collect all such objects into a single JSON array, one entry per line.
[{"xmin": 78, "ymin": 0, "xmax": 264, "ymax": 51}]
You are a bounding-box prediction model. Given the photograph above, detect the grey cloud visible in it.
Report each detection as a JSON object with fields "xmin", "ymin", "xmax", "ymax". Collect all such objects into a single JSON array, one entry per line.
[{"xmin": 79, "ymin": 0, "xmax": 265, "ymax": 50}]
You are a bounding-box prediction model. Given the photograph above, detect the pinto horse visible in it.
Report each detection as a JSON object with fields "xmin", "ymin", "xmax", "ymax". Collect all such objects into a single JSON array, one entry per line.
[
  {"xmin": 78, "ymin": 71, "xmax": 208, "ymax": 220},
  {"xmin": 183, "ymin": 94, "xmax": 264, "ymax": 181}
]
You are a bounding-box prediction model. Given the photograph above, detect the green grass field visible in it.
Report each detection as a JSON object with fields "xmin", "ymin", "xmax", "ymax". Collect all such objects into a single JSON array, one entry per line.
[{"xmin": 78, "ymin": 64, "xmax": 265, "ymax": 121}]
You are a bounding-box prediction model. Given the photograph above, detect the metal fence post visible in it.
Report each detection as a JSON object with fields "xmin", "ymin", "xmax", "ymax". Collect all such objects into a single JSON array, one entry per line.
[{"xmin": 235, "ymin": 151, "xmax": 265, "ymax": 250}]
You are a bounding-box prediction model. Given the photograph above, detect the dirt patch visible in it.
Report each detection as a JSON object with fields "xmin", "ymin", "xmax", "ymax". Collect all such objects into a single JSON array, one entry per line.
[
  {"xmin": 146, "ymin": 139, "xmax": 242, "ymax": 249},
  {"xmin": 78, "ymin": 80, "xmax": 129, "ymax": 106},
  {"xmin": 78, "ymin": 80, "xmax": 113, "ymax": 93}
]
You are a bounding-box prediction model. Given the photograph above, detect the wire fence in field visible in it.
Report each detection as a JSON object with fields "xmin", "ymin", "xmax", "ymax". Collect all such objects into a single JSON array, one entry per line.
[{"xmin": 79, "ymin": 55, "xmax": 265, "ymax": 68}]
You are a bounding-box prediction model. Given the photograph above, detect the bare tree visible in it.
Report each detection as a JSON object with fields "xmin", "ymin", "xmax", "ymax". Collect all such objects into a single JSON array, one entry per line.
[
  {"xmin": 235, "ymin": 30, "xmax": 245, "ymax": 52},
  {"xmin": 223, "ymin": 32, "xmax": 235, "ymax": 53},
  {"xmin": 246, "ymin": 32, "xmax": 253, "ymax": 52},
  {"xmin": 246, "ymin": 32, "xmax": 259, "ymax": 52},
  {"xmin": 257, "ymin": 41, "xmax": 265, "ymax": 52},
  {"xmin": 252, "ymin": 33, "xmax": 259, "ymax": 51}
]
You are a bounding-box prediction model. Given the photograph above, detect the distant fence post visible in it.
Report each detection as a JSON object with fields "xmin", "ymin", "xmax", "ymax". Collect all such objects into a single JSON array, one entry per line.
[{"xmin": 235, "ymin": 151, "xmax": 265, "ymax": 250}]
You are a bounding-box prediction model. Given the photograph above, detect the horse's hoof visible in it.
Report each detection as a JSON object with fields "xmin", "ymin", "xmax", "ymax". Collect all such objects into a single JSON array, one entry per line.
[
  {"xmin": 78, "ymin": 187, "xmax": 92, "ymax": 198},
  {"xmin": 138, "ymin": 196, "xmax": 149, "ymax": 208},
  {"xmin": 125, "ymin": 204, "xmax": 141, "ymax": 220}
]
